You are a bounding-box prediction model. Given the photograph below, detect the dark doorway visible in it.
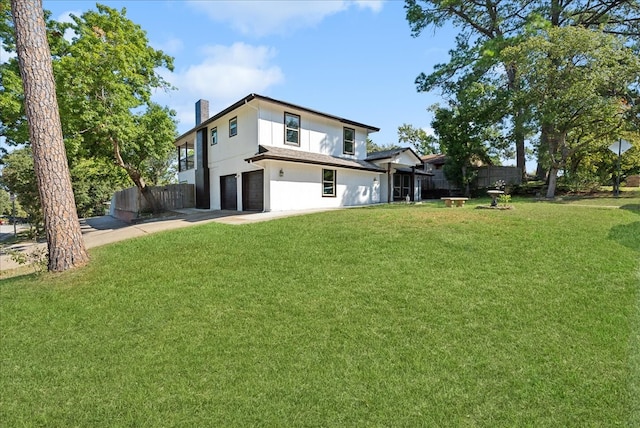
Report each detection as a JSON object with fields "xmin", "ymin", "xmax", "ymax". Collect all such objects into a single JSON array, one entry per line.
[
  {"xmin": 393, "ymin": 174, "xmax": 412, "ymax": 201},
  {"xmin": 220, "ymin": 174, "xmax": 237, "ymax": 210},
  {"xmin": 242, "ymin": 170, "xmax": 264, "ymax": 211},
  {"xmin": 195, "ymin": 128, "xmax": 210, "ymax": 209}
]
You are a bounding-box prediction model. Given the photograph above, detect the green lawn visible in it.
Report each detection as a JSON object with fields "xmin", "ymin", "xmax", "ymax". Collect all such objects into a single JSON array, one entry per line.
[{"xmin": 1, "ymin": 198, "xmax": 639, "ymax": 426}]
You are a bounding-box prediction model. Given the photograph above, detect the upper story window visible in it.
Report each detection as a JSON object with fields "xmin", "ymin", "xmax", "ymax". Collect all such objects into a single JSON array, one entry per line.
[
  {"xmin": 229, "ymin": 117, "xmax": 237, "ymax": 137},
  {"xmin": 322, "ymin": 169, "xmax": 336, "ymax": 197},
  {"xmin": 284, "ymin": 112, "xmax": 300, "ymax": 146},
  {"xmin": 210, "ymin": 127, "xmax": 218, "ymax": 145},
  {"xmin": 343, "ymin": 127, "xmax": 355, "ymax": 155}
]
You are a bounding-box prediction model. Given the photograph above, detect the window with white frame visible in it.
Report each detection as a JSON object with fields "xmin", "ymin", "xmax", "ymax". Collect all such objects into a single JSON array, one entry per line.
[
  {"xmin": 284, "ymin": 112, "xmax": 300, "ymax": 146},
  {"xmin": 343, "ymin": 127, "xmax": 355, "ymax": 154},
  {"xmin": 322, "ymin": 169, "xmax": 336, "ymax": 197},
  {"xmin": 210, "ymin": 127, "xmax": 218, "ymax": 145},
  {"xmin": 229, "ymin": 117, "xmax": 237, "ymax": 137}
]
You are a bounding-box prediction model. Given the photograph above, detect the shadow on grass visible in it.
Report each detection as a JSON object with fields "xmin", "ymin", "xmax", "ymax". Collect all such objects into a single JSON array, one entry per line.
[
  {"xmin": 608, "ymin": 221, "xmax": 640, "ymax": 252},
  {"xmin": 620, "ymin": 204, "xmax": 640, "ymax": 214}
]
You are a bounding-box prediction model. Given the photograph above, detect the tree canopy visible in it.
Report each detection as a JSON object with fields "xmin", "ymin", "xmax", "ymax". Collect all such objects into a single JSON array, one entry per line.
[
  {"xmin": 502, "ymin": 25, "xmax": 640, "ymax": 196},
  {"xmin": 1, "ymin": 2, "xmax": 178, "ymax": 214},
  {"xmin": 405, "ymin": 0, "xmax": 640, "ymax": 191}
]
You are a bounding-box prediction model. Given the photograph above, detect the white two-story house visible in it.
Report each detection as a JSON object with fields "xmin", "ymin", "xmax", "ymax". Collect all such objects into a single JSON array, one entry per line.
[{"xmin": 175, "ymin": 94, "xmax": 426, "ymax": 212}]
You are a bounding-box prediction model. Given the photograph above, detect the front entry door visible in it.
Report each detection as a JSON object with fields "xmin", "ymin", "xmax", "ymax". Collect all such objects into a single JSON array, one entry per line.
[
  {"xmin": 393, "ymin": 174, "xmax": 411, "ymax": 201},
  {"xmin": 220, "ymin": 174, "xmax": 237, "ymax": 210}
]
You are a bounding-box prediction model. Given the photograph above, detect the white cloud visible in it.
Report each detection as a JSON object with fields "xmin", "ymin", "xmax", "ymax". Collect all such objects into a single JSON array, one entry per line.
[
  {"xmin": 354, "ymin": 0, "xmax": 384, "ymax": 12},
  {"xmin": 181, "ymin": 43, "xmax": 284, "ymax": 99},
  {"xmin": 154, "ymin": 42, "xmax": 284, "ymax": 132},
  {"xmin": 154, "ymin": 37, "xmax": 184, "ymax": 55},
  {"xmin": 187, "ymin": 0, "xmax": 384, "ymax": 37}
]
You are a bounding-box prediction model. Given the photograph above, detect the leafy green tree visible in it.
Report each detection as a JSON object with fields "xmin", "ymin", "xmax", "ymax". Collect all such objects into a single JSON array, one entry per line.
[
  {"xmin": 366, "ymin": 137, "xmax": 400, "ymax": 154},
  {"xmin": 53, "ymin": 5, "xmax": 177, "ymax": 213},
  {"xmin": 397, "ymin": 123, "xmax": 439, "ymax": 155},
  {"xmin": 405, "ymin": 0, "xmax": 640, "ymax": 178},
  {"xmin": 0, "ymin": 145, "xmax": 43, "ymax": 237},
  {"xmin": 1, "ymin": 147, "xmax": 127, "ymax": 223},
  {"xmin": 70, "ymin": 158, "xmax": 129, "ymax": 218},
  {"xmin": 430, "ymin": 82, "xmax": 511, "ymax": 196},
  {"xmin": 1, "ymin": 3, "xmax": 178, "ymax": 214},
  {"xmin": 502, "ymin": 26, "xmax": 640, "ymax": 197},
  {"xmin": 0, "ymin": 188, "xmax": 10, "ymax": 216}
]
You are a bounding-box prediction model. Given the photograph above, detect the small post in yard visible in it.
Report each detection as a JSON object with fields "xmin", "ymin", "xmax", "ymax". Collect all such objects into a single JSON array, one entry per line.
[
  {"xmin": 608, "ymin": 140, "xmax": 632, "ymax": 197},
  {"xmin": 10, "ymin": 193, "xmax": 16, "ymax": 237}
]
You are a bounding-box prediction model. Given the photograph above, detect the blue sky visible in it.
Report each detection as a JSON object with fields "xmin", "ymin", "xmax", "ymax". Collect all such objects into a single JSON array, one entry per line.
[{"xmin": 29, "ymin": 0, "xmax": 459, "ymax": 150}]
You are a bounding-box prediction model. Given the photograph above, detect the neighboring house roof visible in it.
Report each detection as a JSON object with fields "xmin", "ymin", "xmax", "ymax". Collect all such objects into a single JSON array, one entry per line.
[
  {"xmin": 176, "ymin": 93, "xmax": 380, "ymax": 142},
  {"xmin": 245, "ymin": 145, "xmax": 386, "ymax": 173},
  {"xmin": 366, "ymin": 147, "xmax": 421, "ymax": 162},
  {"xmin": 422, "ymin": 154, "xmax": 447, "ymax": 165},
  {"xmin": 395, "ymin": 167, "xmax": 434, "ymax": 176}
]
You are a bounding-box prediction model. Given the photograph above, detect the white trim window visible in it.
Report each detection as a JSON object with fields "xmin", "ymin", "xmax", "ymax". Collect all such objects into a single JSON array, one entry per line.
[
  {"xmin": 284, "ymin": 112, "xmax": 300, "ymax": 146},
  {"xmin": 343, "ymin": 127, "xmax": 355, "ymax": 154},
  {"xmin": 322, "ymin": 169, "xmax": 336, "ymax": 197},
  {"xmin": 229, "ymin": 117, "xmax": 238, "ymax": 137},
  {"xmin": 210, "ymin": 127, "xmax": 218, "ymax": 145}
]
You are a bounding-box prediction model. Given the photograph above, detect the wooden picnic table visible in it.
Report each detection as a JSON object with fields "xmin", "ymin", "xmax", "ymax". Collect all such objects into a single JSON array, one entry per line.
[{"xmin": 441, "ymin": 197, "xmax": 469, "ymax": 207}]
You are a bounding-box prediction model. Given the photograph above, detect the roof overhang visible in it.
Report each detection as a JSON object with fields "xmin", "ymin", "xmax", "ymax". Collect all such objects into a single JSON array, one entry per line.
[
  {"xmin": 366, "ymin": 147, "xmax": 423, "ymax": 168},
  {"xmin": 175, "ymin": 93, "xmax": 380, "ymax": 143},
  {"xmin": 245, "ymin": 145, "xmax": 385, "ymax": 173}
]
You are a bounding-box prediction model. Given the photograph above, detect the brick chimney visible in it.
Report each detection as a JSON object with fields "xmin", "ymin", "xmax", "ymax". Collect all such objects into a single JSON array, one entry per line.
[{"xmin": 195, "ymin": 99, "xmax": 209, "ymax": 126}]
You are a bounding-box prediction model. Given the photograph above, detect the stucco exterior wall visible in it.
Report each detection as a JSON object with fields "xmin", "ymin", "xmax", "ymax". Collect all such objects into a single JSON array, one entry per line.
[
  {"xmin": 255, "ymin": 102, "xmax": 368, "ymax": 159},
  {"xmin": 266, "ymin": 160, "xmax": 380, "ymax": 212}
]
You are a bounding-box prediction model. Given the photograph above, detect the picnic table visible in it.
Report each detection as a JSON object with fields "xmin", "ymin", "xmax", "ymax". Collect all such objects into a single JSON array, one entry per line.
[{"xmin": 441, "ymin": 197, "xmax": 469, "ymax": 207}]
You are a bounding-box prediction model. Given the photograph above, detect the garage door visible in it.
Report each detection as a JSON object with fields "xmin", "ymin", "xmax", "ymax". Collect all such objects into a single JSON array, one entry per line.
[
  {"xmin": 220, "ymin": 174, "xmax": 237, "ymax": 210},
  {"xmin": 242, "ymin": 170, "xmax": 264, "ymax": 211}
]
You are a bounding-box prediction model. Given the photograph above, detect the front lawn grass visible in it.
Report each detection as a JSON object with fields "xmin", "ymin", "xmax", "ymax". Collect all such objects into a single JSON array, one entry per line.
[{"xmin": 1, "ymin": 199, "xmax": 639, "ymax": 426}]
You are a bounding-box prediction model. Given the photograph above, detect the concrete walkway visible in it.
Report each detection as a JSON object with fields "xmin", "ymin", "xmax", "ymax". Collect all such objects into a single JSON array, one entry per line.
[{"xmin": 0, "ymin": 208, "xmax": 335, "ymax": 273}]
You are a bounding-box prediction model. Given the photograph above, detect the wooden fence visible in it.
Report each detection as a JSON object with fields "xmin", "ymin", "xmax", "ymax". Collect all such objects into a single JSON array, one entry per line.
[
  {"xmin": 422, "ymin": 165, "xmax": 522, "ymax": 197},
  {"xmin": 111, "ymin": 184, "xmax": 195, "ymax": 222},
  {"xmin": 475, "ymin": 166, "xmax": 522, "ymax": 188}
]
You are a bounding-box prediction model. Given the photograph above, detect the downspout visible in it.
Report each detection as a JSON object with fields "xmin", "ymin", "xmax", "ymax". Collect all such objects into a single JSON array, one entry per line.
[
  {"xmin": 411, "ymin": 166, "xmax": 416, "ymax": 202},
  {"xmin": 387, "ymin": 163, "xmax": 392, "ymax": 203}
]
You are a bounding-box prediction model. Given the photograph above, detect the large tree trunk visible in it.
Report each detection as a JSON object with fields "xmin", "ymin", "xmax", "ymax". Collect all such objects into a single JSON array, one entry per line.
[
  {"xmin": 11, "ymin": 0, "xmax": 89, "ymax": 271},
  {"xmin": 543, "ymin": 125, "xmax": 566, "ymax": 199},
  {"xmin": 546, "ymin": 166, "xmax": 560, "ymax": 198},
  {"xmin": 112, "ymin": 137, "xmax": 162, "ymax": 214},
  {"xmin": 506, "ymin": 64, "xmax": 527, "ymax": 180}
]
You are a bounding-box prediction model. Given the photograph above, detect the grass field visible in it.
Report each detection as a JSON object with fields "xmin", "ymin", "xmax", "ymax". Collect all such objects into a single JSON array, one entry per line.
[{"xmin": 1, "ymin": 197, "xmax": 639, "ymax": 426}]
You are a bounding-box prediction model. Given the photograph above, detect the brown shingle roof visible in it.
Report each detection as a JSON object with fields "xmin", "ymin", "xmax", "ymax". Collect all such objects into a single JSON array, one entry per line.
[
  {"xmin": 245, "ymin": 145, "xmax": 385, "ymax": 172},
  {"xmin": 421, "ymin": 154, "xmax": 447, "ymax": 165}
]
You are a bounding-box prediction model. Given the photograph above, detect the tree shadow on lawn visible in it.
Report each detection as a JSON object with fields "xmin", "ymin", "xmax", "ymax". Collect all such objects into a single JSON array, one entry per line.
[
  {"xmin": 608, "ymin": 220, "xmax": 640, "ymax": 252},
  {"xmin": 610, "ymin": 204, "xmax": 640, "ymax": 252},
  {"xmin": 620, "ymin": 204, "xmax": 640, "ymax": 214}
]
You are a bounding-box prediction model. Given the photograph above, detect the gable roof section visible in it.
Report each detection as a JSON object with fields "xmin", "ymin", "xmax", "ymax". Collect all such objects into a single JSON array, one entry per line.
[
  {"xmin": 422, "ymin": 154, "xmax": 447, "ymax": 165},
  {"xmin": 175, "ymin": 94, "xmax": 380, "ymax": 142},
  {"xmin": 366, "ymin": 147, "xmax": 422, "ymax": 164},
  {"xmin": 246, "ymin": 145, "xmax": 385, "ymax": 173}
]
